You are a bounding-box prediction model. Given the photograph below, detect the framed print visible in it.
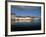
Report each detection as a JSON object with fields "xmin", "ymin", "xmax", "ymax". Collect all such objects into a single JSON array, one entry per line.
[{"xmin": 5, "ymin": 1, "xmax": 45, "ymax": 36}]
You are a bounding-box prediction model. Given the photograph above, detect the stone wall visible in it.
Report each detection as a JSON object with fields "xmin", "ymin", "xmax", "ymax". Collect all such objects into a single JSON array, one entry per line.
[{"xmin": 15, "ymin": 17, "xmax": 33, "ymax": 22}]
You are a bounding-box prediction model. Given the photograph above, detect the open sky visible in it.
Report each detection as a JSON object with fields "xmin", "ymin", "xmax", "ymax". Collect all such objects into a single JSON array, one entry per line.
[{"xmin": 11, "ymin": 5, "xmax": 41, "ymax": 17}]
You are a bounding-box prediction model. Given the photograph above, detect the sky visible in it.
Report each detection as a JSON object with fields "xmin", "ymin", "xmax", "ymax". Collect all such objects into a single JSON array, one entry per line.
[{"xmin": 11, "ymin": 5, "xmax": 41, "ymax": 17}]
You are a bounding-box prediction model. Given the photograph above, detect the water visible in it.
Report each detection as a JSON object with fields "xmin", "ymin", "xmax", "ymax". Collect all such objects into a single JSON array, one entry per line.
[
  {"xmin": 15, "ymin": 18, "xmax": 41, "ymax": 27},
  {"xmin": 11, "ymin": 18, "xmax": 41, "ymax": 31}
]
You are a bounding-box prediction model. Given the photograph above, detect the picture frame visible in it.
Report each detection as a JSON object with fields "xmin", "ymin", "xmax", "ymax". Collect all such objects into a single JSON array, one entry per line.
[{"xmin": 5, "ymin": 1, "xmax": 45, "ymax": 36}]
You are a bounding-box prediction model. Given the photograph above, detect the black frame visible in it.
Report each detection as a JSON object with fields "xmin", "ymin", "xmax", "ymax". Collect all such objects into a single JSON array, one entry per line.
[{"xmin": 5, "ymin": 1, "xmax": 45, "ymax": 36}]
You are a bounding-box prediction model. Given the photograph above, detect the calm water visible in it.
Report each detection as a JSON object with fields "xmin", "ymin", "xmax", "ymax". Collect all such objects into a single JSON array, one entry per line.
[{"xmin": 11, "ymin": 18, "xmax": 41, "ymax": 31}]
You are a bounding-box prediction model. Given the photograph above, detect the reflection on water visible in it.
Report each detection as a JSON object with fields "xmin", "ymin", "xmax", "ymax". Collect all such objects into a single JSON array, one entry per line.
[
  {"xmin": 15, "ymin": 18, "xmax": 41, "ymax": 27},
  {"xmin": 11, "ymin": 18, "xmax": 41, "ymax": 31}
]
